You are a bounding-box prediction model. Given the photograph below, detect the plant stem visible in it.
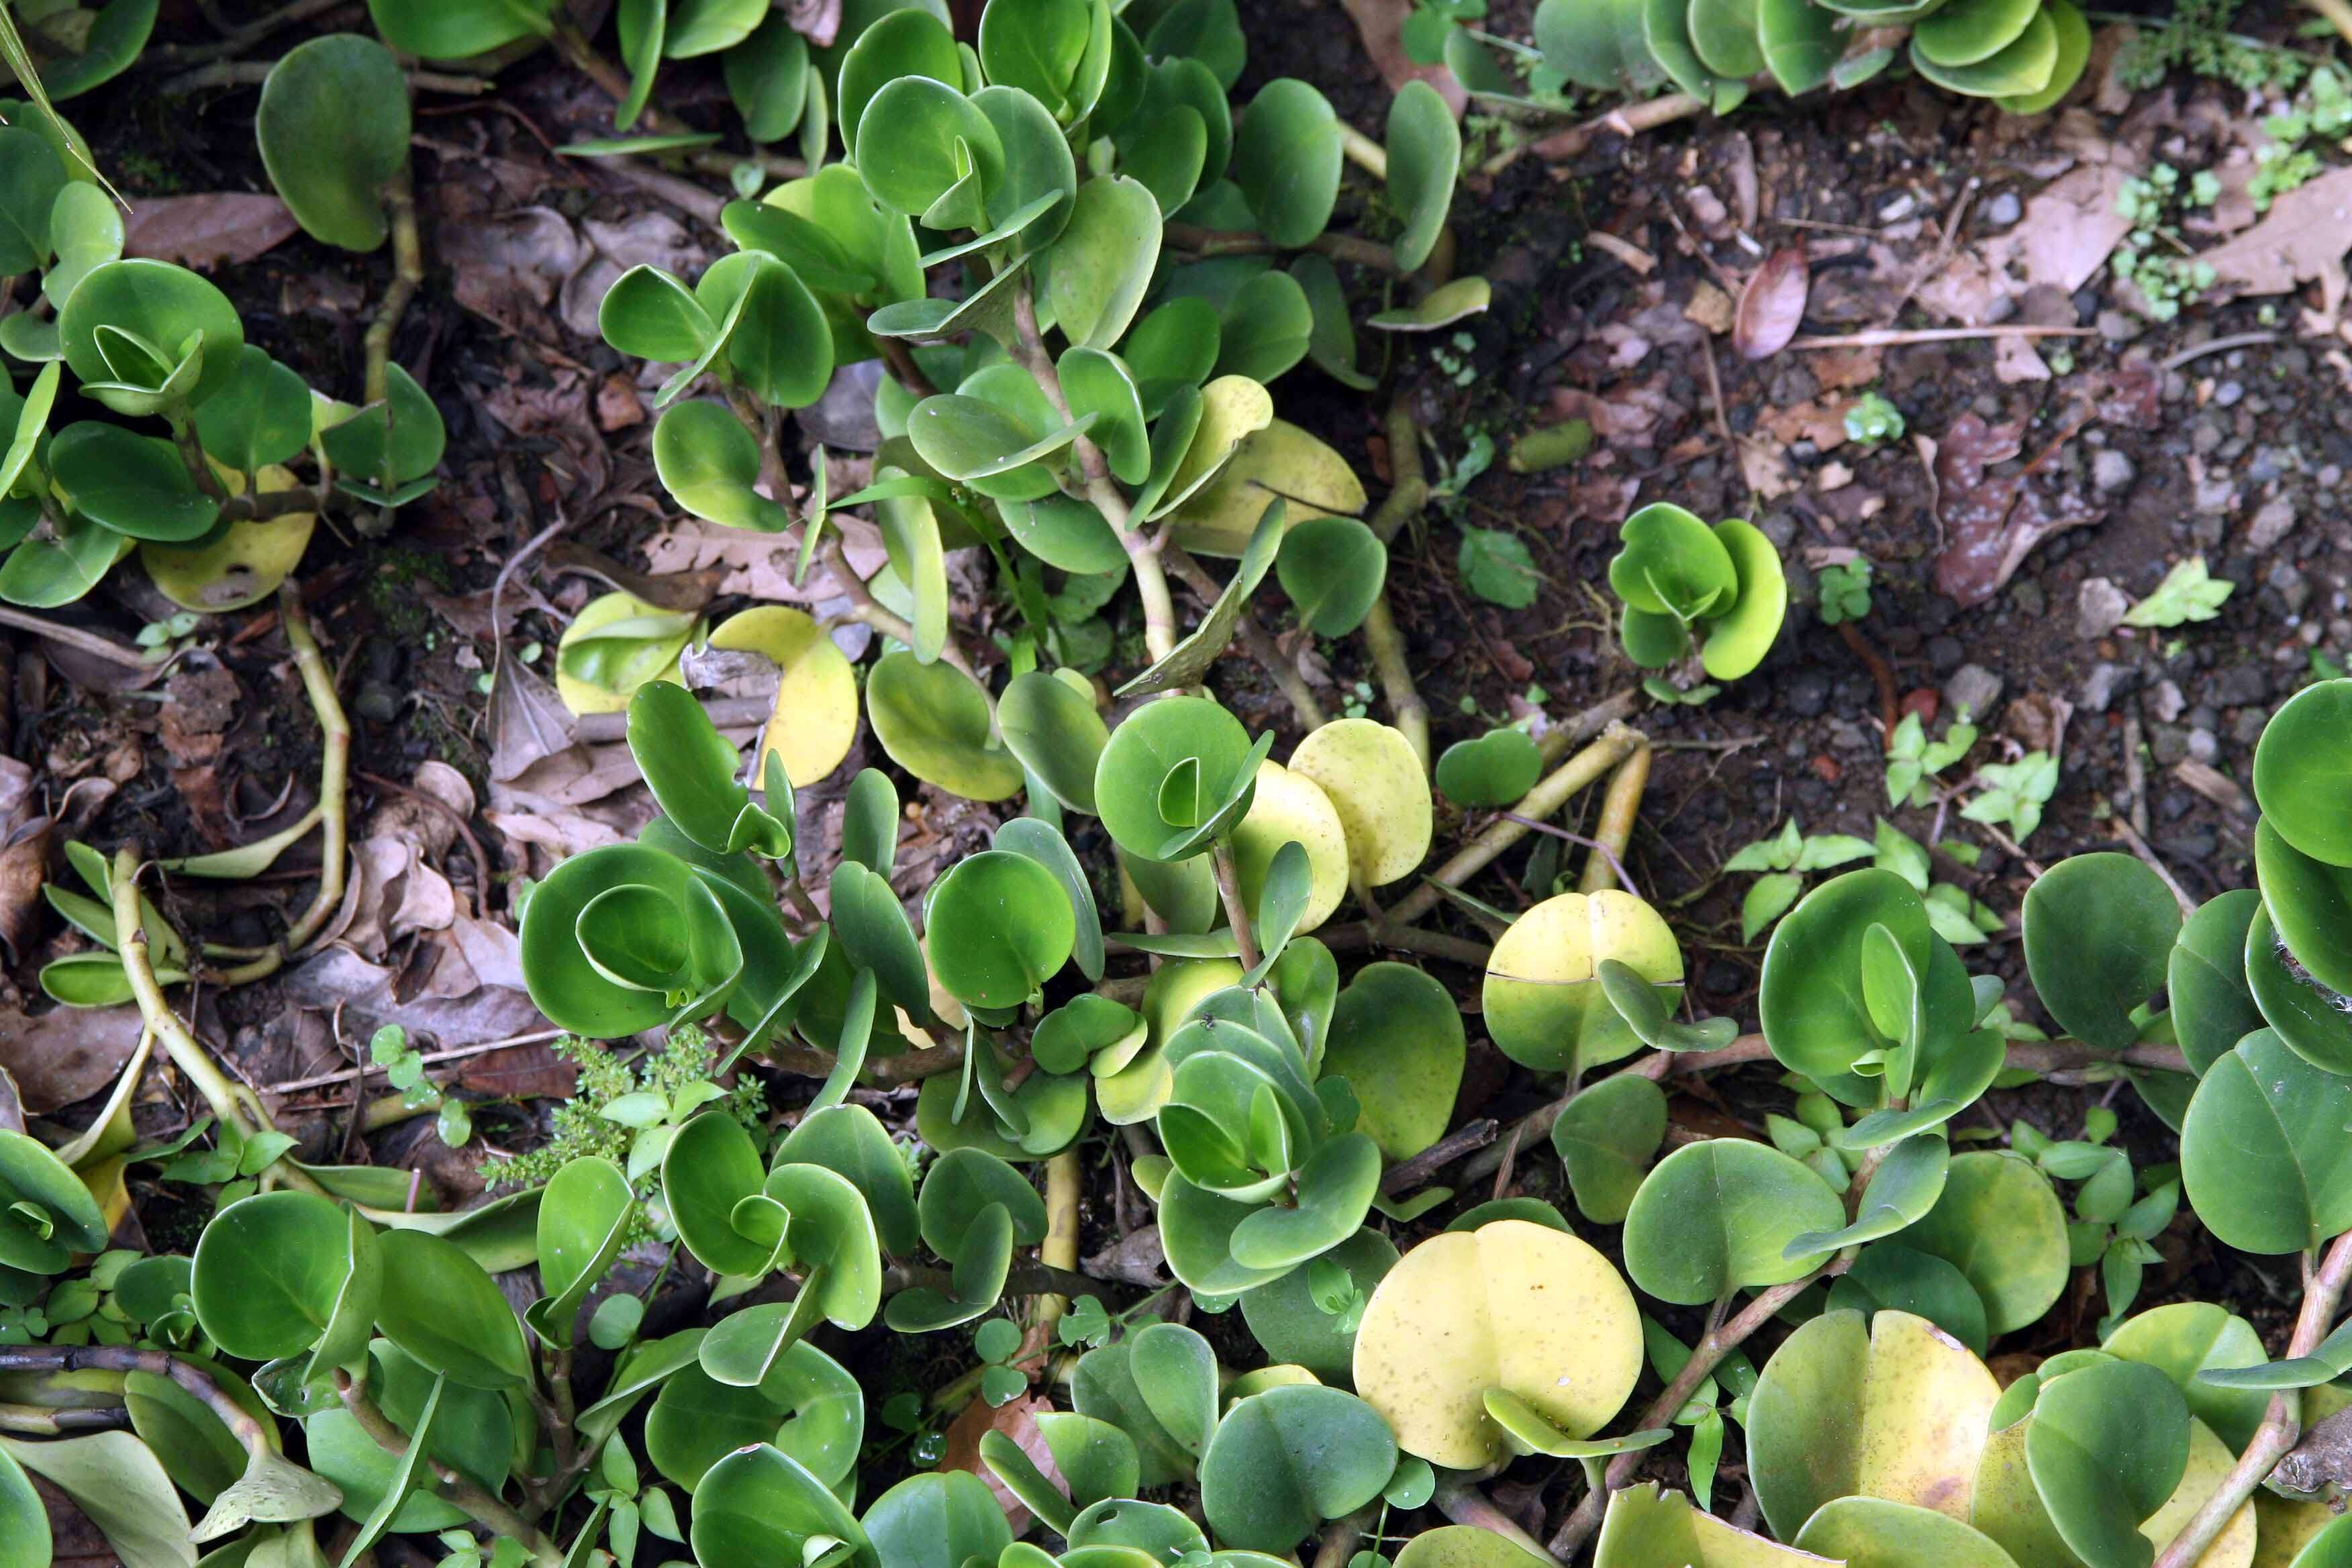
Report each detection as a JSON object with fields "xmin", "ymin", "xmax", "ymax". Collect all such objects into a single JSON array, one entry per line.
[
  {"xmin": 1337, "ymin": 122, "xmax": 1389, "ymax": 181},
  {"xmin": 1314, "ymin": 1506, "xmax": 1382, "ymax": 1568},
  {"xmin": 1835, "ymin": 619, "xmax": 1898, "ymax": 749},
  {"xmin": 0, "ymin": 1347, "xmax": 271, "ymax": 1459},
  {"xmin": 550, "ymin": 16, "xmax": 698, "ymax": 137},
  {"xmin": 1438, "ymin": 1477, "xmax": 1565, "ymax": 1565},
  {"xmin": 1387, "ymin": 724, "xmax": 1645, "ymax": 926},
  {"xmin": 1163, "ymin": 224, "xmax": 1400, "ymax": 273},
  {"xmin": 0, "ymin": 1402, "xmax": 129, "ymax": 1434},
  {"xmin": 1008, "ymin": 282, "xmax": 1178, "ymax": 664},
  {"xmin": 0, "ymin": 605, "xmax": 151, "ymax": 669},
  {"xmin": 203, "ymin": 583, "xmax": 353, "ymax": 986},
  {"xmin": 1485, "ymin": 92, "xmax": 1708, "ymax": 178},
  {"xmin": 1210, "ymin": 838, "xmax": 1262, "ymax": 972},
  {"xmin": 160, "ymin": 59, "xmax": 489, "ymax": 93},
  {"xmin": 362, "ymin": 162, "xmax": 424, "ymax": 407},
  {"xmin": 1576, "ymin": 741, "xmax": 1651, "ymax": 895},
  {"xmin": 1036, "ymin": 1148, "xmax": 1083, "ymax": 1337},
  {"xmin": 218, "ymin": 484, "xmax": 332, "ymax": 522},
  {"xmin": 1165, "ymin": 544, "xmax": 1327, "ymax": 729},
  {"xmin": 1546, "ymin": 1261, "xmax": 1849, "ymax": 1557},
  {"xmin": 1318, "ymin": 921, "xmax": 1493, "ymax": 967},
  {"xmin": 111, "ymin": 846, "xmax": 330, "ymax": 1198},
  {"xmin": 1362, "ymin": 398, "xmax": 1432, "ymax": 771},
  {"xmin": 336, "ymin": 1370, "xmax": 564, "ymax": 1566},
  {"xmin": 2153, "ymin": 1226, "xmax": 2352, "ymax": 1568}
]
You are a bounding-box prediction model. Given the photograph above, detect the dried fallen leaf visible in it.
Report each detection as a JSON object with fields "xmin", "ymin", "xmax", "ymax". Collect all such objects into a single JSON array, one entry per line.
[
  {"xmin": 1336, "ymin": 0, "xmax": 1467, "ymax": 113},
  {"xmin": 0, "ymin": 1003, "xmax": 146, "ymax": 1114},
  {"xmin": 124, "ymin": 194, "xmax": 301, "ymax": 270},
  {"xmin": 2198, "ymin": 164, "xmax": 2352, "ymax": 317},
  {"xmin": 1733, "ymin": 244, "xmax": 1810, "ymax": 360},
  {"xmin": 942, "ymin": 1391, "xmax": 1061, "ymax": 1532},
  {"xmin": 1930, "ymin": 413, "xmax": 2104, "ymax": 607}
]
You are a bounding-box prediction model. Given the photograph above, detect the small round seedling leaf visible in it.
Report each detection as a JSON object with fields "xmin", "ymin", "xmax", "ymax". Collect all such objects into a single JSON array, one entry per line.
[
  {"xmin": 1608, "ymin": 501, "xmax": 1736, "ymax": 621},
  {"xmin": 1623, "ymin": 1138, "xmax": 1845, "ymax": 1304},
  {"xmin": 2023, "ymin": 852, "xmax": 2181, "ymax": 1054},
  {"xmin": 1354, "ymin": 1220, "xmax": 1643, "ymax": 1469},
  {"xmin": 1699, "ymin": 518, "xmax": 1789, "ymax": 680},
  {"xmin": 257, "ymin": 35, "xmax": 411, "ymax": 252}
]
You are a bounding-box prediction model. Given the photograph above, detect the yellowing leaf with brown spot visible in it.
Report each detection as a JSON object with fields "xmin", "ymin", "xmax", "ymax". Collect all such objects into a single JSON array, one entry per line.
[
  {"xmin": 1748, "ymin": 1309, "xmax": 2001, "ymax": 1540},
  {"xmin": 1289, "ymin": 719, "xmax": 1430, "ymax": 888},
  {"xmin": 142, "ymin": 462, "xmax": 315, "ymax": 612},
  {"xmin": 1353, "ymin": 1219, "xmax": 1641, "ymax": 1469},
  {"xmin": 2251, "ymin": 1492, "xmax": 2339, "ymax": 1568}
]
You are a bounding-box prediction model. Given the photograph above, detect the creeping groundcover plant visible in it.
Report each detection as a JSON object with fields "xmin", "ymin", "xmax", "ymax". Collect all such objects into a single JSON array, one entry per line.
[{"xmin": 6, "ymin": 1, "xmax": 2352, "ymax": 1567}]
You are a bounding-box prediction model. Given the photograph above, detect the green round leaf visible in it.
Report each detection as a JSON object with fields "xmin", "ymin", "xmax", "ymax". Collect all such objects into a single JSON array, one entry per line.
[
  {"xmin": 663, "ymin": 1110, "xmax": 775, "ymax": 1279},
  {"xmin": 528, "ymin": 1155, "xmax": 634, "ymax": 1348},
  {"xmin": 926, "ymin": 850, "xmax": 1077, "ymax": 1008},
  {"xmin": 2101, "ymin": 1302, "xmax": 2270, "ymax": 1455},
  {"xmin": 190, "ymin": 1190, "xmax": 358, "ymax": 1361},
  {"xmin": 1198, "ymin": 1385, "xmax": 1396, "ymax": 1553},
  {"xmin": 50, "ymin": 424, "xmax": 219, "ymax": 541},
  {"xmin": 1434, "ymin": 728, "xmax": 1542, "ymax": 808},
  {"xmin": 1760, "ymin": 869, "xmax": 1935, "ymax": 1091},
  {"xmin": 1912, "ymin": 0, "xmax": 2040, "ymax": 66},
  {"xmin": 0, "ymin": 127, "xmax": 66, "ymax": 277},
  {"xmin": 999, "ymin": 670, "xmax": 1109, "ymax": 814},
  {"xmin": 257, "ymin": 35, "xmax": 411, "ymax": 251},
  {"xmin": 918, "ymin": 1147, "xmax": 1050, "ymax": 1260},
  {"xmin": 1609, "ymin": 501, "xmax": 1736, "ymax": 621},
  {"xmin": 1231, "ymin": 79, "xmax": 1339, "ymax": 249},
  {"xmin": 1699, "ymin": 518, "xmax": 1788, "ymax": 681},
  {"xmin": 2182, "ymin": 1028, "xmax": 2352, "ymax": 1255},
  {"xmin": 2022, "ymin": 852, "xmax": 2181, "ymax": 1054},
  {"xmin": 1044, "ymin": 175, "xmax": 1162, "ymax": 350},
  {"xmin": 59, "ymin": 258, "xmax": 244, "ymax": 409},
  {"xmin": 2022, "ymin": 1359, "xmax": 2189, "ymax": 1568},
  {"xmin": 193, "ymin": 347, "xmax": 313, "ymax": 477},
  {"xmin": 2169, "ymin": 888, "xmax": 2264, "ymax": 1075},
  {"xmin": 1910, "ymin": 6, "xmax": 2058, "ymax": 95},
  {"xmin": 1549, "ymin": 1073, "xmax": 1667, "ymax": 1224},
  {"xmin": 2259, "ymin": 816, "xmax": 2352, "ymax": 997},
  {"xmin": 1794, "ymin": 1497, "xmax": 2022, "ymax": 1568},
  {"xmin": 866, "ymin": 650, "xmax": 1025, "ymax": 802},
  {"xmin": 1904, "ymin": 1151, "xmax": 2069, "ymax": 1335},
  {"xmin": 726, "ymin": 256, "xmax": 836, "ymax": 409},
  {"xmin": 1826, "ymin": 1242, "xmax": 1990, "ymax": 1356},
  {"xmin": 726, "ymin": 15, "xmax": 812, "ymax": 141},
  {"xmin": 2245, "ymin": 899, "xmax": 2352, "ymax": 1075},
  {"xmin": 1321, "ymin": 963, "xmax": 1464, "ymax": 1161},
  {"xmin": 1214, "ymin": 271, "xmax": 1313, "ymax": 385},
  {"xmin": 776, "ymin": 1104, "xmax": 920, "ymax": 1259},
  {"xmin": 1622, "ymin": 1138, "xmax": 1845, "ymax": 1305},
  {"xmin": 999, "ymin": 493, "xmax": 1128, "ymax": 572},
  {"xmin": 374, "ymin": 1229, "xmax": 532, "ymax": 1389},
  {"xmin": 1483, "ymin": 888, "xmax": 1683, "ymax": 1074},
  {"xmin": 691, "ymin": 1443, "xmax": 873, "ymax": 1568},
  {"xmin": 1060, "ymin": 347, "xmax": 1149, "ymax": 484},
  {"xmin": 1093, "ymin": 694, "xmax": 1259, "ymax": 863},
  {"xmin": 652, "ymin": 398, "xmax": 791, "ymax": 531},
  {"xmin": 864, "ymin": 1470, "xmax": 1015, "ymax": 1568},
  {"xmin": 518, "ymin": 842, "xmax": 743, "ymax": 1037},
  {"xmin": 364, "ymin": 0, "xmax": 552, "ymax": 56},
  {"xmin": 0, "ymin": 1448, "xmax": 46, "ymax": 1568},
  {"xmin": 1238, "ymin": 1227, "xmax": 1397, "ymax": 1381},
  {"xmin": 977, "ymin": 0, "xmax": 1092, "ymax": 115},
  {"xmin": 854, "ymin": 76, "xmax": 1005, "ymax": 221},
  {"xmin": 1275, "ymin": 516, "xmax": 1386, "ymax": 637},
  {"xmin": 836, "ymin": 7, "xmax": 962, "ymax": 150},
  {"xmin": 1383, "ymin": 80, "xmax": 1459, "ymax": 273},
  {"xmin": 2255, "ymin": 679, "xmax": 2352, "ymax": 867}
]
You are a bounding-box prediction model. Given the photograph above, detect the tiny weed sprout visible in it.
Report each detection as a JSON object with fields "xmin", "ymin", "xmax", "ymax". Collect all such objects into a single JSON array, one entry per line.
[{"xmin": 0, "ymin": 1, "xmax": 2345, "ymax": 1568}]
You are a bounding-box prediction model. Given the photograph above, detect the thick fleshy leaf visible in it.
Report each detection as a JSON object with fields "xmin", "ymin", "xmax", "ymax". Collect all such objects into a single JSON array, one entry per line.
[
  {"xmin": 2018, "ymin": 1359, "xmax": 2189, "ymax": 1568},
  {"xmin": 256, "ymin": 35, "xmax": 411, "ymax": 252},
  {"xmin": 2100, "ymin": 1302, "xmax": 2270, "ymax": 1454},
  {"xmin": 1624, "ymin": 1139, "xmax": 1845, "ymax": 1304},
  {"xmin": 374, "ymin": 1230, "xmax": 532, "ymax": 1389},
  {"xmin": 2022, "ymin": 852, "xmax": 2181, "ymax": 1053},
  {"xmin": 1230, "ymin": 79, "xmax": 1339, "ymax": 248},
  {"xmin": 1093, "ymin": 694, "xmax": 1260, "ymax": 864},
  {"xmin": 60, "ymin": 257, "xmax": 244, "ymax": 409},
  {"xmin": 926, "ymin": 850, "xmax": 1077, "ymax": 1008},
  {"xmin": 2259, "ymin": 817, "xmax": 2352, "ymax": 997},
  {"xmin": 1551, "ymin": 1074, "xmax": 1667, "ymax": 1224},
  {"xmin": 1904, "ymin": 1151, "xmax": 2069, "ymax": 1335},
  {"xmin": 2182, "ymin": 1028, "xmax": 2352, "ymax": 1254},
  {"xmin": 1238, "ymin": 1227, "xmax": 1396, "ymax": 1380},
  {"xmin": 1321, "ymin": 963, "xmax": 1464, "ymax": 1161},
  {"xmin": 1700, "ymin": 518, "xmax": 1789, "ymax": 680},
  {"xmin": 1045, "ymin": 175, "xmax": 1162, "ymax": 349},
  {"xmin": 1384, "ymin": 81, "xmax": 1459, "ymax": 273},
  {"xmin": 1747, "ymin": 1308, "xmax": 2000, "ymax": 1539},
  {"xmin": 2255, "ymin": 679, "xmax": 2352, "ymax": 867},
  {"xmin": 2169, "ymin": 888, "xmax": 2264, "ymax": 1075},
  {"xmin": 1354, "ymin": 1220, "xmax": 1642, "ymax": 1469},
  {"xmin": 1199, "ymin": 1385, "xmax": 1396, "ymax": 1552},
  {"xmin": 1483, "ymin": 889, "xmax": 1682, "ymax": 1073},
  {"xmin": 690, "ymin": 1444, "xmax": 873, "ymax": 1568},
  {"xmin": 1435, "ymin": 728, "xmax": 1542, "ymax": 808},
  {"xmin": 866, "ymin": 651, "xmax": 1025, "ymax": 801}
]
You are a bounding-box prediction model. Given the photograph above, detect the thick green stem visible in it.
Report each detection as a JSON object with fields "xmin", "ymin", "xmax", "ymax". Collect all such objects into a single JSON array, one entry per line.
[
  {"xmin": 1363, "ymin": 399, "xmax": 1432, "ymax": 770},
  {"xmin": 336, "ymin": 1370, "xmax": 563, "ymax": 1565},
  {"xmin": 362, "ymin": 162, "xmax": 422, "ymax": 407}
]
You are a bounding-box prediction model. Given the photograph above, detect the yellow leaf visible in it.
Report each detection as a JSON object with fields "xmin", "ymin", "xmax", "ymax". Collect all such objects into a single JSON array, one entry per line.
[
  {"xmin": 1482, "ymin": 889, "xmax": 1682, "ymax": 1073},
  {"xmin": 1230, "ymin": 759, "xmax": 1349, "ymax": 935},
  {"xmin": 707, "ymin": 605, "xmax": 859, "ymax": 789},
  {"xmin": 142, "ymin": 462, "xmax": 315, "ymax": 613},
  {"xmin": 1289, "ymin": 719, "xmax": 1430, "ymax": 888},
  {"xmin": 1353, "ymin": 1220, "xmax": 1642, "ymax": 1469},
  {"xmin": 1165, "ymin": 418, "xmax": 1369, "ymax": 557}
]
